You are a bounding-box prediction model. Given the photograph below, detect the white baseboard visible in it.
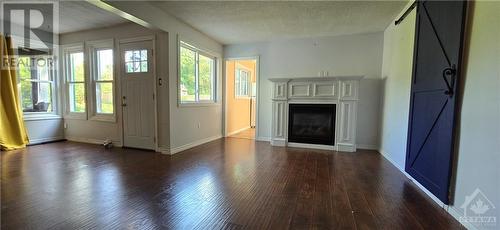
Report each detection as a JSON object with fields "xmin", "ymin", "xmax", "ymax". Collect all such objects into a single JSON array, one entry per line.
[
  {"xmin": 227, "ymin": 126, "xmax": 251, "ymax": 136},
  {"xmin": 168, "ymin": 135, "xmax": 222, "ymax": 155},
  {"xmin": 158, "ymin": 147, "xmax": 170, "ymax": 155},
  {"xmin": 66, "ymin": 136, "xmax": 122, "ymax": 147},
  {"xmin": 446, "ymin": 205, "xmax": 481, "ymax": 230},
  {"xmin": 255, "ymin": 136, "xmax": 270, "ymax": 142},
  {"xmin": 28, "ymin": 136, "xmax": 65, "ymax": 145},
  {"xmin": 357, "ymin": 144, "xmax": 379, "ymax": 150},
  {"xmin": 337, "ymin": 143, "xmax": 356, "ymax": 152},
  {"xmin": 378, "ymin": 148, "xmax": 447, "ymax": 206},
  {"xmin": 270, "ymin": 138, "xmax": 286, "ymax": 146},
  {"xmin": 378, "ymin": 148, "xmax": 476, "ymax": 230}
]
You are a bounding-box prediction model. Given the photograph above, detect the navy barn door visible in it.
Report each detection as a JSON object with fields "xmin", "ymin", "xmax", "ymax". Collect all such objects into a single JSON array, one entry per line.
[{"xmin": 406, "ymin": 0, "xmax": 467, "ymax": 204}]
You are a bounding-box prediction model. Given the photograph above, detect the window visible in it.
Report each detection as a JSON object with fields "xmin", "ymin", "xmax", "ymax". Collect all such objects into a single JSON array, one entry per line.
[
  {"xmin": 17, "ymin": 55, "xmax": 54, "ymax": 113},
  {"xmin": 88, "ymin": 40, "xmax": 115, "ymax": 121},
  {"xmin": 94, "ymin": 49, "xmax": 114, "ymax": 114},
  {"xmin": 179, "ymin": 42, "xmax": 216, "ymax": 103},
  {"xmin": 125, "ymin": 50, "xmax": 148, "ymax": 73},
  {"xmin": 65, "ymin": 49, "xmax": 86, "ymax": 115},
  {"xmin": 235, "ymin": 68, "xmax": 250, "ymax": 97}
]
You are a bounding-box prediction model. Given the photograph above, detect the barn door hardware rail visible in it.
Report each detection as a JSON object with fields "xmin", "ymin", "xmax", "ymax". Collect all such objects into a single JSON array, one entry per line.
[{"xmin": 395, "ymin": 1, "xmax": 417, "ymax": 25}]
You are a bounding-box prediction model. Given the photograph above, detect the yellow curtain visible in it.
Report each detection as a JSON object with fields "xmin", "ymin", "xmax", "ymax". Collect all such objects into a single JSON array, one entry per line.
[{"xmin": 0, "ymin": 35, "xmax": 29, "ymax": 150}]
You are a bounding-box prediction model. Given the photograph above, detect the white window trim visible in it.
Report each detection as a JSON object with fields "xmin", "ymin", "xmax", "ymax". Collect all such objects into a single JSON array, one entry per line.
[
  {"xmin": 178, "ymin": 40, "xmax": 219, "ymax": 106},
  {"xmin": 62, "ymin": 43, "xmax": 87, "ymax": 120},
  {"xmin": 87, "ymin": 39, "xmax": 116, "ymax": 122},
  {"xmin": 12, "ymin": 35, "xmax": 60, "ymax": 120},
  {"xmin": 235, "ymin": 63, "xmax": 252, "ymax": 99},
  {"xmin": 21, "ymin": 66, "xmax": 59, "ymax": 119}
]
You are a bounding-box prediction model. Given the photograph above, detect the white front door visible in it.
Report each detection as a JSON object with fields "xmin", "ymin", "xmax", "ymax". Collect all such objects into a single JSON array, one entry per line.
[{"xmin": 120, "ymin": 40, "xmax": 155, "ymax": 150}]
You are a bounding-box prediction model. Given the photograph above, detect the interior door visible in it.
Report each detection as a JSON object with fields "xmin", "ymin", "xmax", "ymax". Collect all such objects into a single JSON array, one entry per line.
[
  {"xmin": 120, "ymin": 40, "xmax": 155, "ymax": 150},
  {"xmin": 406, "ymin": 1, "xmax": 467, "ymax": 204}
]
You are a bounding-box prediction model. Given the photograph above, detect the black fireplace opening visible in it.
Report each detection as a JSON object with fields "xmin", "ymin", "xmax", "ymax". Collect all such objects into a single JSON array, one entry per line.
[{"xmin": 288, "ymin": 104, "xmax": 336, "ymax": 145}]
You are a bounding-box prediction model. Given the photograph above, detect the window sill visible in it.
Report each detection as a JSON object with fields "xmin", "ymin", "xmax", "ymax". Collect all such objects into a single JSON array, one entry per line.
[
  {"xmin": 23, "ymin": 113, "xmax": 62, "ymax": 121},
  {"xmin": 178, "ymin": 102, "xmax": 221, "ymax": 108}
]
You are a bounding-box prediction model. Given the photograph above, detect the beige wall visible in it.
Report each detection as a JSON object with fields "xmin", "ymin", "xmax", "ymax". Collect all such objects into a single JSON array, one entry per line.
[{"xmin": 226, "ymin": 60, "xmax": 256, "ymax": 134}]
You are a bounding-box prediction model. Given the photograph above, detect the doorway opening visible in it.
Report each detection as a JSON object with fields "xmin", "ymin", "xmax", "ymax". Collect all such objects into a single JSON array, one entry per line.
[{"xmin": 225, "ymin": 58, "xmax": 258, "ymax": 140}]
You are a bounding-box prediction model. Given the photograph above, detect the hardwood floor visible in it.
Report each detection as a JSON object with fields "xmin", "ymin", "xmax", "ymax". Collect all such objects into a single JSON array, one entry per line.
[
  {"xmin": 229, "ymin": 128, "xmax": 256, "ymax": 140},
  {"xmin": 1, "ymin": 138, "xmax": 463, "ymax": 229}
]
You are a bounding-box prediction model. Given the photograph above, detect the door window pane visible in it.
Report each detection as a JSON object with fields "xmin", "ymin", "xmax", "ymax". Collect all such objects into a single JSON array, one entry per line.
[
  {"xmin": 124, "ymin": 49, "xmax": 148, "ymax": 73},
  {"xmin": 180, "ymin": 46, "xmax": 196, "ymax": 102}
]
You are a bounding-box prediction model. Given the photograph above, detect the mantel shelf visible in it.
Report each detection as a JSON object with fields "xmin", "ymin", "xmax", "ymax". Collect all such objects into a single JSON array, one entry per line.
[{"xmin": 268, "ymin": 75, "xmax": 364, "ymax": 82}]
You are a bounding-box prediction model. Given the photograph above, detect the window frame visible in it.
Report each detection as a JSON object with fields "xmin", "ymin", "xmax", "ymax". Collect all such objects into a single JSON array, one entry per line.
[
  {"xmin": 87, "ymin": 39, "xmax": 116, "ymax": 122},
  {"xmin": 235, "ymin": 64, "xmax": 251, "ymax": 98},
  {"xmin": 16, "ymin": 55, "xmax": 58, "ymax": 118},
  {"xmin": 178, "ymin": 41, "xmax": 218, "ymax": 106},
  {"xmin": 12, "ymin": 33, "xmax": 60, "ymax": 120},
  {"xmin": 62, "ymin": 43, "xmax": 87, "ymax": 120}
]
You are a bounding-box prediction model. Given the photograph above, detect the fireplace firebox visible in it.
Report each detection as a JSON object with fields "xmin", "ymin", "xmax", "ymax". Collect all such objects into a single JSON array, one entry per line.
[{"xmin": 288, "ymin": 104, "xmax": 336, "ymax": 145}]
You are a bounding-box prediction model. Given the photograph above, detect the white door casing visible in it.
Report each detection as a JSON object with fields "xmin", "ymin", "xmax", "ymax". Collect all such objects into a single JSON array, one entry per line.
[{"xmin": 120, "ymin": 40, "xmax": 155, "ymax": 150}]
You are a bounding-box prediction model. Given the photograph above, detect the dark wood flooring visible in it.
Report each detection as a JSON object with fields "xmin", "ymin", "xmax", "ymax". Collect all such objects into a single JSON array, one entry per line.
[
  {"xmin": 229, "ymin": 128, "xmax": 256, "ymax": 140},
  {"xmin": 1, "ymin": 138, "xmax": 464, "ymax": 229}
]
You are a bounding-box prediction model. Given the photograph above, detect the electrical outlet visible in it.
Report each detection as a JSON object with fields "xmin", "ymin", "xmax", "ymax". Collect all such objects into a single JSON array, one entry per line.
[{"xmin": 64, "ymin": 123, "xmax": 68, "ymax": 129}]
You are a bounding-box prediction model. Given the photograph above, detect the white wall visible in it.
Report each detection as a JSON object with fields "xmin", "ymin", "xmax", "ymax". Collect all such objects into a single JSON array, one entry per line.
[
  {"xmin": 453, "ymin": 1, "xmax": 499, "ymax": 228},
  {"xmin": 224, "ymin": 33, "xmax": 384, "ymax": 148},
  {"xmin": 106, "ymin": 2, "xmax": 224, "ymax": 152},
  {"xmin": 379, "ymin": 5, "xmax": 415, "ymax": 168},
  {"xmin": 25, "ymin": 119, "xmax": 64, "ymax": 144},
  {"xmin": 59, "ymin": 23, "xmax": 169, "ymax": 148},
  {"xmin": 379, "ymin": 2, "xmax": 499, "ymax": 229}
]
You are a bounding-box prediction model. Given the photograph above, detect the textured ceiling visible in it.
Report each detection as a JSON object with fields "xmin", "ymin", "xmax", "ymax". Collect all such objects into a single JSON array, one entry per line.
[
  {"xmin": 150, "ymin": 1, "xmax": 407, "ymax": 45},
  {"xmin": 3, "ymin": 1, "xmax": 127, "ymax": 34},
  {"xmin": 58, "ymin": 1, "xmax": 128, "ymax": 34}
]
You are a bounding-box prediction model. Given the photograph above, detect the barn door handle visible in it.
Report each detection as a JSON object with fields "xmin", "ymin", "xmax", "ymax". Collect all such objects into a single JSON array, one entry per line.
[{"xmin": 442, "ymin": 65, "xmax": 456, "ymax": 96}]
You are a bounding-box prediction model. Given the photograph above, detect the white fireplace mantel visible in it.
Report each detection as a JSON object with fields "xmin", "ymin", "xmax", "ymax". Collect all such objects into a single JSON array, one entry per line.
[{"xmin": 269, "ymin": 75, "xmax": 363, "ymax": 152}]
